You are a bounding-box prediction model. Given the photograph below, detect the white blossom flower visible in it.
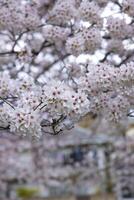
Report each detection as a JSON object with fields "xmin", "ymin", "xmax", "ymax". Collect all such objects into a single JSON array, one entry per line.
[{"xmin": 9, "ymin": 107, "xmax": 42, "ymax": 137}]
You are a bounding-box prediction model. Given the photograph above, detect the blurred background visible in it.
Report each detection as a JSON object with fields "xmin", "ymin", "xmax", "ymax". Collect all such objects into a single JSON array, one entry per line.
[{"xmin": 0, "ymin": 114, "xmax": 134, "ymax": 200}]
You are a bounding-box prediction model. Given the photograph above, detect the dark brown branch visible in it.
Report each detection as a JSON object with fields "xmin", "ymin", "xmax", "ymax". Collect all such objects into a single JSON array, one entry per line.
[
  {"xmin": 116, "ymin": 51, "xmax": 134, "ymax": 67},
  {"xmin": 0, "ymin": 51, "xmax": 17, "ymax": 56},
  {"xmin": 0, "ymin": 97, "xmax": 15, "ymax": 110},
  {"xmin": 100, "ymin": 52, "xmax": 111, "ymax": 63}
]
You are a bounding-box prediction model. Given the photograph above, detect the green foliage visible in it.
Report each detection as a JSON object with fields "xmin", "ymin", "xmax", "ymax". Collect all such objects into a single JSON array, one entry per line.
[{"xmin": 16, "ymin": 187, "xmax": 39, "ymax": 199}]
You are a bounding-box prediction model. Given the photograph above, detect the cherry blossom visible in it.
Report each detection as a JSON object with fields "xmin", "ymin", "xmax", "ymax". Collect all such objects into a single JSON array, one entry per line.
[{"xmin": 0, "ymin": 0, "xmax": 133, "ymax": 137}]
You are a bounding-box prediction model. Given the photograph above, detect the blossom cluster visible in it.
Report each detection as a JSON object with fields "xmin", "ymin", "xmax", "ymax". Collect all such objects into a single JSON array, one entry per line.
[
  {"xmin": 43, "ymin": 25, "xmax": 71, "ymax": 47},
  {"xmin": 79, "ymin": 0, "xmax": 103, "ymax": 26},
  {"xmin": 106, "ymin": 17, "xmax": 132, "ymax": 39},
  {"xmin": 0, "ymin": 0, "xmax": 133, "ymax": 137},
  {"xmin": 0, "ymin": 59, "xmax": 134, "ymax": 137},
  {"xmin": 66, "ymin": 27, "xmax": 102, "ymax": 56},
  {"xmin": 0, "ymin": 0, "xmax": 41, "ymax": 34},
  {"xmin": 0, "ymin": 73, "xmax": 90, "ymax": 137},
  {"xmin": 46, "ymin": 0, "xmax": 77, "ymax": 25},
  {"xmin": 77, "ymin": 62, "xmax": 134, "ymax": 123}
]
